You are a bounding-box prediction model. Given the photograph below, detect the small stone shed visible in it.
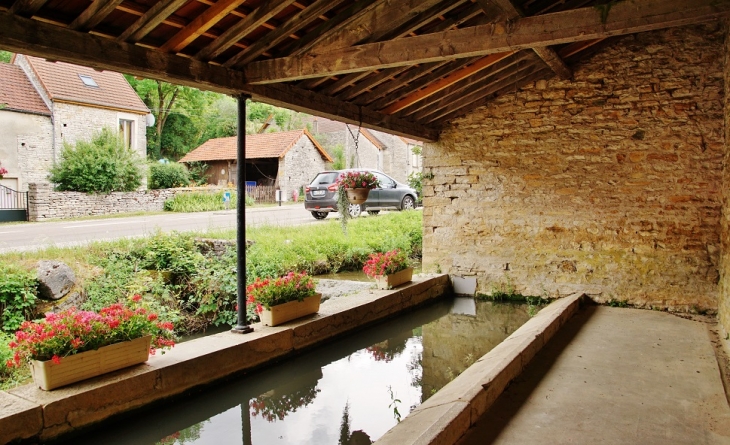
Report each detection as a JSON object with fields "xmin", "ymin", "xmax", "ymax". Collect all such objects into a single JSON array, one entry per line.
[
  {"xmin": 179, "ymin": 129, "xmax": 332, "ymax": 198},
  {"xmin": 2, "ymin": 0, "xmax": 730, "ymax": 343}
]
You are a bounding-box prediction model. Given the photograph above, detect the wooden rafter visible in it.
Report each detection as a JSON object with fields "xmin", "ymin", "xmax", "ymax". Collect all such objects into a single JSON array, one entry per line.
[
  {"xmin": 159, "ymin": 0, "xmax": 247, "ymax": 53},
  {"xmin": 0, "ymin": 11, "xmax": 436, "ymax": 142},
  {"xmin": 364, "ymin": 0, "xmax": 469, "ymax": 44},
  {"xmin": 195, "ymin": 0, "xmax": 298, "ymax": 62},
  {"xmin": 368, "ymin": 59, "xmax": 479, "ymax": 110},
  {"xmin": 335, "ymin": 66, "xmax": 412, "ymax": 102},
  {"xmin": 244, "ymin": 0, "xmax": 729, "ymax": 84},
  {"xmin": 405, "ymin": 53, "xmax": 537, "ymax": 119},
  {"xmin": 8, "ymin": 0, "xmax": 48, "ymax": 17},
  {"xmin": 224, "ymin": 0, "xmax": 345, "ymax": 68},
  {"xmin": 284, "ymin": 0, "xmax": 385, "ymax": 57},
  {"xmin": 117, "ymin": 0, "xmax": 189, "ymax": 44},
  {"xmin": 381, "ymin": 52, "xmax": 515, "ymax": 115},
  {"xmin": 480, "ymin": 0, "xmax": 572, "ymax": 79},
  {"xmin": 433, "ymin": 68, "xmax": 551, "ymax": 125},
  {"xmin": 409, "ymin": 55, "xmax": 539, "ymax": 121},
  {"xmin": 69, "ymin": 0, "xmax": 125, "ymax": 31}
]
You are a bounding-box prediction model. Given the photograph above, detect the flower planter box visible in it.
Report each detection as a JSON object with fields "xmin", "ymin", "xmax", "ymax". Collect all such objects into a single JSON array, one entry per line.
[
  {"xmin": 31, "ymin": 335, "xmax": 152, "ymax": 390},
  {"xmin": 259, "ymin": 293, "xmax": 322, "ymax": 327},
  {"xmin": 375, "ymin": 267, "xmax": 414, "ymax": 290},
  {"xmin": 345, "ymin": 188, "xmax": 370, "ymax": 204}
]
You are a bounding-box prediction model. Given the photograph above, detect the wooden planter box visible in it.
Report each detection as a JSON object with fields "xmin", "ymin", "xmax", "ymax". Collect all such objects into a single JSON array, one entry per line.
[
  {"xmin": 31, "ymin": 335, "xmax": 152, "ymax": 390},
  {"xmin": 375, "ymin": 267, "xmax": 414, "ymax": 290},
  {"xmin": 345, "ymin": 188, "xmax": 370, "ymax": 204},
  {"xmin": 260, "ymin": 293, "xmax": 322, "ymax": 327}
]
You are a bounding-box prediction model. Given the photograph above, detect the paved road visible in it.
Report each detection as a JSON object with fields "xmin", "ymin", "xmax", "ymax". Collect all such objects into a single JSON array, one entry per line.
[{"xmin": 0, "ymin": 204, "xmax": 324, "ymax": 254}]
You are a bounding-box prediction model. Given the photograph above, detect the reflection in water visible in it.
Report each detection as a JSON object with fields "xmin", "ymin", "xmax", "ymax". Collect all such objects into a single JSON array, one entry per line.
[{"xmin": 67, "ymin": 299, "xmax": 530, "ymax": 445}]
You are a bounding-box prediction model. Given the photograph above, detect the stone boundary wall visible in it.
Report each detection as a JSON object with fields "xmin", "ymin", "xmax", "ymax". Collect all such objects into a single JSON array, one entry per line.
[
  {"xmin": 27, "ymin": 183, "xmax": 179, "ymax": 221},
  {"xmin": 424, "ymin": 24, "xmax": 725, "ymax": 313}
]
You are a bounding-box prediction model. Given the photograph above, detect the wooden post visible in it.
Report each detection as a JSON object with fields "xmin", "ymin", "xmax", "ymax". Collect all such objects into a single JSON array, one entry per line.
[{"xmin": 232, "ymin": 94, "xmax": 254, "ymax": 334}]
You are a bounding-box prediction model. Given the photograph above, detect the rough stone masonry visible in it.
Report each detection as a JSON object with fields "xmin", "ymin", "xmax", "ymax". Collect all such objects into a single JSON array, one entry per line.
[{"xmin": 424, "ymin": 24, "xmax": 726, "ymax": 318}]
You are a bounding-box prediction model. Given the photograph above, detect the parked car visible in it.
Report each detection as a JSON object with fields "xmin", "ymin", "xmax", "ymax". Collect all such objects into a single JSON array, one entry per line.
[{"xmin": 304, "ymin": 169, "xmax": 418, "ymax": 220}]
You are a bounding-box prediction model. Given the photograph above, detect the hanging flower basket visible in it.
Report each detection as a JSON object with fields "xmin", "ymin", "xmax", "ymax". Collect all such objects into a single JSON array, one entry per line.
[
  {"xmin": 31, "ymin": 335, "xmax": 152, "ymax": 390},
  {"xmin": 345, "ymin": 188, "xmax": 370, "ymax": 204}
]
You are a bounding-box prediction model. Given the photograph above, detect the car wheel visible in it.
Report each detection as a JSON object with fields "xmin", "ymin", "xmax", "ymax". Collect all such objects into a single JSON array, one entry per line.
[
  {"xmin": 311, "ymin": 211, "xmax": 328, "ymax": 220},
  {"xmin": 367, "ymin": 210, "xmax": 380, "ymax": 216},
  {"xmin": 401, "ymin": 195, "xmax": 415, "ymax": 210},
  {"xmin": 348, "ymin": 204, "xmax": 362, "ymax": 218}
]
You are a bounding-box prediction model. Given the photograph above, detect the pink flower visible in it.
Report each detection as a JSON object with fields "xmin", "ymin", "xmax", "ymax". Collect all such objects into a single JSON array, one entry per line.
[
  {"xmin": 131, "ymin": 294, "xmax": 142, "ymax": 302},
  {"xmin": 51, "ymin": 355, "xmax": 61, "ymax": 365}
]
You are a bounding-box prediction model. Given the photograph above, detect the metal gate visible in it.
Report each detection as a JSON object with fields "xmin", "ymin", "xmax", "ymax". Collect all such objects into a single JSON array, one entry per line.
[{"xmin": 0, "ymin": 184, "xmax": 28, "ymax": 222}]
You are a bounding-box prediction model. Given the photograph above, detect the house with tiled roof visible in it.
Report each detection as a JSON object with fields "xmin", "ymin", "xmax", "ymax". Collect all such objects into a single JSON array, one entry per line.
[
  {"xmin": 0, "ymin": 63, "xmax": 52, "ymax": 192},
  {"xmin": 0, "ymin": 55, "xmax": 150, "ymax": 191},
  {"xmin": 302, "ymin": 115, "xmax": 422, "ymax": 183},
  {"xmin": 180, "ymin": 129, "xmax": 332, "ymax": 200}
]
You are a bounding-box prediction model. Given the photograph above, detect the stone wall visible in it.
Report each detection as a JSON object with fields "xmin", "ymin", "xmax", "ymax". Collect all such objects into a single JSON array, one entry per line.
[
  {"xmin": 0, "ymin": 110, "xmax": 53, "ymax": 191},
  {"xmin": 424, "ymin": 24, "xmax": 725, "ymax": 313},
  {"xmin": 27, "ymin": 183, "xmax": 178, "ymax": 221},
  {"xmin": 721, "ymin": 26, "xmax": 730, "ymax": 334},
  {"xmin": 279, "ymin": 136, "xmax": 328, "ymax": 199}
]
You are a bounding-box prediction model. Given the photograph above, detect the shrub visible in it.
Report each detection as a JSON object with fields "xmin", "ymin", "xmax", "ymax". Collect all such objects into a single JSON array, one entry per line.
[
  {"xmin": 0, "ymin": 263, "xmax": 38, "ymax": 332},
  {"xmin": 48, "ymin": 128, "xmax": 143, "ymax": 193},
  {"xmin": 164, "ymin": 190, "xmax": 244, "ymax": 212},
  {"xmin": 186, "ymin": 161, "xmax": 210, "ymax": 186},
  {"xmin": 149, "ymin": 162, "xmax": 190, "ymax": 189}
]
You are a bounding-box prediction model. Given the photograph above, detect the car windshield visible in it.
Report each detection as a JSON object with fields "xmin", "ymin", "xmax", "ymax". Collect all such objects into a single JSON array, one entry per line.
[{"xmin": 310, "ymin": 172, "xmax": 339, "ymax": 185}]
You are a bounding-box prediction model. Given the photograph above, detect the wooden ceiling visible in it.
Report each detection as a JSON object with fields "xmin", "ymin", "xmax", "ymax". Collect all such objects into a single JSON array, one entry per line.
[{"xmin": 0, "ymin": 0, "xmax": 727, "ymax": 141}]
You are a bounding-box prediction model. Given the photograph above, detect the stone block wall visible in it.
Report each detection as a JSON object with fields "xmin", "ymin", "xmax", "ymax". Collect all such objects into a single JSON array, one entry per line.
[
  {"xmin": 279, "ymin": 136, "xmax": 328, "ymax": 199},
  {"xmin": 424, "ymin": 24, "xmax": 725, "ymax": 312},
  {"xmin": 27, "ymin": 183, "xmax": 178, "ymax": 221},
  {"xmin": 0, "ymin": 111, "xmax": 53, "ymax": 191},
  {"xmin": 721, "ymin": 26, "xmax": 730, "ymax": 334}
]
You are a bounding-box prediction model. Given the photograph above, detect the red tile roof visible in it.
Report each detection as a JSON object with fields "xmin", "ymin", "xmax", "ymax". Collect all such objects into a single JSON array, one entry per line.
[
  {"xmin": 23, "ymin": 55, "xmax": 148, "ymax": 113},
  {"xmin": 179, "ymin": 129, "xmax": 333, "ymax": 163},
  {"xmin": 0, "ymin": 63, "xmax": 50, "ymax": 115}
]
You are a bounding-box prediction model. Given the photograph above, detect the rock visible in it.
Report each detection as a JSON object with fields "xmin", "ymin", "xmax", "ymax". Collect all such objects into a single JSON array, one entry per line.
[{"xmin": 36, "ymin": 260, "xmax": 76, "ymax": 301}]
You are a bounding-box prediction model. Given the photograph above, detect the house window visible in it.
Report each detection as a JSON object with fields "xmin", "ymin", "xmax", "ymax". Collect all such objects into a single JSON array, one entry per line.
[
  {"xmin": 119, "ymin": 119, "xmax": 134, "ymax": 149},
  {"xmin": 78, "ymin": 74, "xmax": 98, "ymax": 87}
]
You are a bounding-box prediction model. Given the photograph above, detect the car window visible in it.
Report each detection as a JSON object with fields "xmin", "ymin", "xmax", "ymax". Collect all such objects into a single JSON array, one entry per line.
[
  {"xmin": 310, "ymin": 172, "xmax": 339, "ymax": 185},
  {"xmin": 374, "ymin": 172, "xmax": 394, "ymax": 188}
]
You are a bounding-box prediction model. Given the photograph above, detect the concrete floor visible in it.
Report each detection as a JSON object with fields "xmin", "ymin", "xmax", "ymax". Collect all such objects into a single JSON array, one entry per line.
[{"xmin": 456, "ymin": 305, "xmax": 730, "ymax": 445}]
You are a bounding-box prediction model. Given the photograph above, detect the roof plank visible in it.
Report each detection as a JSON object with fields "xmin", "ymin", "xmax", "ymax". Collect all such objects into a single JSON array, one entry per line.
[
  {"xmin": 69, "ymin": 0, "xmax": 125, "ymax": 31},
  {"xmin": 117, "ymin": 0, "xmax": 190, "ymax": 44},
  {"xmin": 195, "ymin": 0, "xmax": 299, "ymax": 61},
  {"xmin": 244, "ymin": 0, "xmax": 729, "ymax": 83},
  {"xmin": 160, "ymin": 0, "xmax": 247, "ymax": 53},
  {"xmin": 8, "ymin": 0, "xmax": 48, "ymax": 17}
]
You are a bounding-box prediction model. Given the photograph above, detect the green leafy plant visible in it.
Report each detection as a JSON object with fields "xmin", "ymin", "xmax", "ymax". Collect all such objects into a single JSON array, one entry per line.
[
  {"xmin": 6, "ymin": 296, "xmax": 176, "ymax": 367},
  {"xmin": 48, "ymin": 128, "xmax": 143, "ymax": 193},
  {"xmin": 164, "ymin": 190, "xmax": 239, "ymax": 212},
  {"xmin": 0, "ymin": 264, "xmax": 38, "ymax": 332},
  {"xmin": 149, "ymin": 162, "xmax": 190, "ymax": 189},
  {"xmin": 407, "ymin": 172, "xmax": 423, "ymax": 202},
  {"xmin": 335, "ymin": 170, "xmax": 380, "ymax": 234},
  {"xmin": 185, "ymin": 161, "xmax": 210, "ymax": 186}
]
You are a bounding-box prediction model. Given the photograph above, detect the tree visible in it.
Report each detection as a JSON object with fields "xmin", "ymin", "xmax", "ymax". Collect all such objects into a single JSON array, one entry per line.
[
  {"xmin": 48, "ymin": 128, "xmax": 143, "ymax": 193},
  {"xmin": 0, "ymin": 51, "xmax": 12, "ymax": 63}
]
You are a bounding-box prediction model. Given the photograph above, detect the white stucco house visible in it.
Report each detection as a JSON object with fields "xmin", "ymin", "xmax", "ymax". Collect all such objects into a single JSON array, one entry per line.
[{"xmin": 0, "ymin": 55, "xmax": 149, "ymax": 191}]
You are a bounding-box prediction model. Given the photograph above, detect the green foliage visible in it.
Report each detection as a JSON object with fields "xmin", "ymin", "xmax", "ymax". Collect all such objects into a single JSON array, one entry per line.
[
  {"xmin": 330, "ymin": 143, "xmax": 346, "ymax": 170},
  {"xmin": 0, "ymin": 51, "xmax": 12, "ymax": 63},
  {"xmin": 0, "ymin": 263, "xmax": 38, "ymax": 332},
  {"xmin": 48, "ymin": 128, "xmax": 143, "ymax": 193},
  {"xmin": 135, "ymin": 232, "xmax": 204, "ymax": 276},
  {"xmin": 408, "ymin": 172, "xmax": 423, "ymax": 199},
  {"xmin": 606, "ymin": 299, "xmax": 629, "ymax": 308},
  {"xmin": 149, "ymin": 162, "xmax": 190, "ymax": 189},
  {"xmin": 164, "ymin": 190, "xmax": 240, "ymax": 212},
  {"xmin": 186, "ymin": 161, "xmax": 210, "ymax": 186},
  {"xmin": 0, "ymin": 331, "xmax": 29, "ymax": 389}
]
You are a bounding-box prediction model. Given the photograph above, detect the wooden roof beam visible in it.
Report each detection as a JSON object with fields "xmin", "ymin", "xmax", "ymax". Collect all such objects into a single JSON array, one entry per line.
[
  {"xmin": 117, "ymin": 0, "xmax": 189, "ymax": 44},
  {"xmin": 195, "ymin": 0, "xmax": 299, "ymax": 61},
  {"xmin": 69, "ymin": 0, "xmax": 125, "ymax": 31},
  {"xmin": 335, "ymin": 66, "xmax": 412, "ymax": 102},
  {"xmin": 381, "ymin": 51, "xmax": 515, "ymax": 115},
  {"xmin": 433, "ymin": 68, "xmax": 550, "ymax": 124},
  {"xmin": 160, "ymin": 0, "xmax": 247, "ymax": 53},
  {"xmin": 0, "ymin": 11, "xmax": 436, "ymax": 142},
  {"xmin": 224, "ymin": 0, "xmax": 345, "ymax": 68},
  {"xmin": 479, "ymin": 0, "xmax": 572, "ymax": 79},
  {"xmin": 9, "ymin": 0, "xmax": 48, "ymax": 17},
  {"xmin": 245, "ymin": 0, "xmax": 729, "ymax": 84}
]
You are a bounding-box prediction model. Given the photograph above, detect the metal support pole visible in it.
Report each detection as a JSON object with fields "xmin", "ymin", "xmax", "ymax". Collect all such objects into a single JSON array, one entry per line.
[{"xmin": 232, "ymin": 94, "xmax": 253, "ymax": 334}]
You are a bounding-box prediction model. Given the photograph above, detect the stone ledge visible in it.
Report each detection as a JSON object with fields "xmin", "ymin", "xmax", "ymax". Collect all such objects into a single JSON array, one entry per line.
[
  {"xmin": 0, "ymin": 274, "xmax": 450, "ymax": 444},
  {"xmin": 374, "ymin": 292, "xmax": 585, "ymax": 445}
]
